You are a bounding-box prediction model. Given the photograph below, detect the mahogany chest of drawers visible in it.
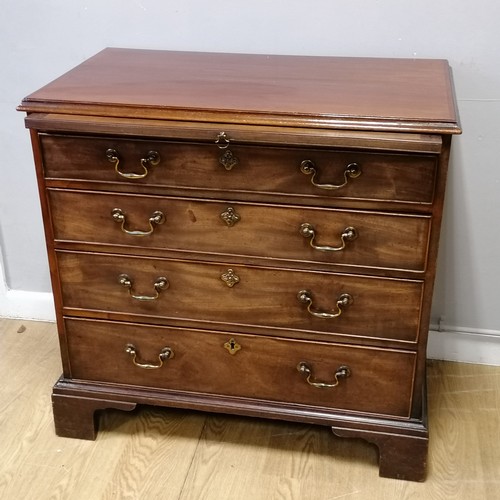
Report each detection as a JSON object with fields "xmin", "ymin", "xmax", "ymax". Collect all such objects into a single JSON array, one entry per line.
[{"xmin": 19, "ymin": 48, "xmax": 460, "ymax": 481}]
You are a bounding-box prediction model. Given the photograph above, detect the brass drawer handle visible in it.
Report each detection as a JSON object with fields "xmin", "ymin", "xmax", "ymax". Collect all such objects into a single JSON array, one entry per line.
[
  {"xmin": 297, "ymin": 362, "xmax": 351, "ymax": 388},
  {"xmin": 300, "ymin": 159, "xmax": 361, "ymax": 190},
  {"xmin": 106, "ymin": 148, "xmax": 160, "ymax": 179},
  {"xmin": 111, "ymin": 208, "xmax": 165, "ymax": 236},
  {"xmin": 300, "ymin": 223, "xmax": 357, "ymax": 252},
  {"xmin": 297, "ymin": 290, "xmax": 353, "ymax": 319},
  {"xmin": 125, "ymin": 343, "xmax": 174, "ymax": 369},
  {"xmin": 119, "ymin": 274, "xmax": 169, "ymax": 301}
]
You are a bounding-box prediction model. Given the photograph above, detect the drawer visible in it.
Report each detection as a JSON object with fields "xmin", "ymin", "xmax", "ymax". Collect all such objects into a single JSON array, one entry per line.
[
  {"xmin": 41, "ymin": 135, "xmax": 437, "ymax": 205},
  {"xmin": 57, "ymin": 251, "xmax": 424, "ymax": 344},
  {"xmin": 49, "ymin": 190, "xmax": 431, "ymax": 273},
  {"xmin": 64, "ymin": 318, "xmax": 417, "ymax": 418}
]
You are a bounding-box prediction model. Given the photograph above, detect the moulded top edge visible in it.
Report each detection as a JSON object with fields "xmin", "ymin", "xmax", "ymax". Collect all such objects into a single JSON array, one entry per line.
[{"xmin": 18, "ymin": 48, "xmax": 461, "ymax": 135}]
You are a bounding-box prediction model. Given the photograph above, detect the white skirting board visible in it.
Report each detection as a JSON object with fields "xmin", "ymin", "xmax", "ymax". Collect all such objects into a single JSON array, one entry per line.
[
  {"xmin": 0, "ymin": 288, "xmax": 55, "ymax": 322},
  {"xmin": 0, "ymin": 288, "xmax": 499, "ymax": 366},
  {"xmin": 427, "ymin": 324, "xmax": 500, "ymax": 366},
  {"xmin": 0, "ymin": 255, "xmax": 55, "ymax": 321}
]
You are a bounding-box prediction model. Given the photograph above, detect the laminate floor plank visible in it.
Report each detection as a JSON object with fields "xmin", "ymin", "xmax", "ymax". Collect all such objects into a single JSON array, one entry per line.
[
  {"xmin": 0, "ymin": 319, "xmax": 206, "ymax": 500},
  {"xmin": 1, "ymin": 319, "xmax": 499, "ymax": 500},
  {"xmin": 179, "ymin": 413, "xmax": 380, "ymax": 500}
]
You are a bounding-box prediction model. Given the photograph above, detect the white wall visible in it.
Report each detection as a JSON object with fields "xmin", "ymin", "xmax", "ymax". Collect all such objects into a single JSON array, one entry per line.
[{"xmin": 1, "ymin": 1, "xmax": 500, "ymax": 363}]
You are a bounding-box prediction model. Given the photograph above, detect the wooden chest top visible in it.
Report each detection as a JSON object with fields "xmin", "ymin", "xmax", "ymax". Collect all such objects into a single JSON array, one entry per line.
[{"xmin": 19, "ymin": 48, "xmax": 460, "ymax": 134}]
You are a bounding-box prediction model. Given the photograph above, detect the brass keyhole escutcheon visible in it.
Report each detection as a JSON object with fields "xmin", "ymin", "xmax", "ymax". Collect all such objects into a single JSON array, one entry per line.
[
  {"xmin": 221, "ymin": 269, "xmax": 240, "ymax": 288},
  {"xmin": 220, "ymin": 207, "xmax": 241, "ymax": 227},
  {"xmin": 224, "ymin": 338, "xmax": 241, "ymax": 355}
]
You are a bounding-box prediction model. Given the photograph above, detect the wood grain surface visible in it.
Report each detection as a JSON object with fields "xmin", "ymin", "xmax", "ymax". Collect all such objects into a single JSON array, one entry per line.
[
  {"xmin": 55, "ymin": 251, "xmax": 424, "ymax": 344},
  {"xmin": 47, "ymin": 189, "xmax": 432, "ymax": 274},
  {"xmin": 40, "ymin": 134, "xmax": 438, "ymax": 207},
  {"xmin": 19, "ymin": 49, "xmax": 460, "ymax": 133},
  {"xmin": 1, "ymin": 318, "xmax": 498, "ymax": 499},
  {"xmin": 63, "ymin": 318, "xmax": 417, "ymax": 417},
  {"xmin": 20, "ymin": 48, "xmax": 456, "ymax": 129}
]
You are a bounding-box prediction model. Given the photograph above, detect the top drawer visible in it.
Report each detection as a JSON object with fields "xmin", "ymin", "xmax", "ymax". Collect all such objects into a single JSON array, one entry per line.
[{"xmin": 40, "ymin": 135, "xmax": 437, "ymax": 206}]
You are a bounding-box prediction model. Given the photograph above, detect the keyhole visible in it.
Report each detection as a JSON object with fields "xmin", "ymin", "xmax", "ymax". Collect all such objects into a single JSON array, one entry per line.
[{"xmin": 224, "ymin": 338, "xmax": 241, "ymax": 355}]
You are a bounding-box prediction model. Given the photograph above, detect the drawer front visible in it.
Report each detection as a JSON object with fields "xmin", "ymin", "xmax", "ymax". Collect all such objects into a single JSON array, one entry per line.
[
  {"xmin": 65, "ymin": 318, "xmax": 417, "ymax": 418},
  {"xmin": 57, "ymin": 251, "xmax": 424, "ymax": 343},
  {"xmin": 49, "ymin": 190, "xmax": 431, "ymax": 272},
  {"xmin": 41, "ymin": 135, "xmax": 437, "ymax": 205}
]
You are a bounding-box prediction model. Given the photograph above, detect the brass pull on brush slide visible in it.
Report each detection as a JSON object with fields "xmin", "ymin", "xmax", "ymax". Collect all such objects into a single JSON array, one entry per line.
[{"xmin": 215, "ymin": 132, "xmax": 239, "ymax": 171}]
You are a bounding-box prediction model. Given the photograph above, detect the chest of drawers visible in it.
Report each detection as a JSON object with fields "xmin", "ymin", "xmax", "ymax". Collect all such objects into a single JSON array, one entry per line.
[{"xmin": 19, "ymin": 48, "xmax": 460, "ymax": 481}]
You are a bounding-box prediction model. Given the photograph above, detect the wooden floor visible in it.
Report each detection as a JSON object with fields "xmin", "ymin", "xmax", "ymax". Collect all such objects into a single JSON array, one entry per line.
[{"xmin": 0, "ymin": 319, "xmax": 499, "ymax": 500}]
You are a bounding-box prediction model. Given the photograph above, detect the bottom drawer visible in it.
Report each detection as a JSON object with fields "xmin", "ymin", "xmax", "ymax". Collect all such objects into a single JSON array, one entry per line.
[{"xmin": 64, "ymin": 318, "xmax": 417, "ymax": 418}]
